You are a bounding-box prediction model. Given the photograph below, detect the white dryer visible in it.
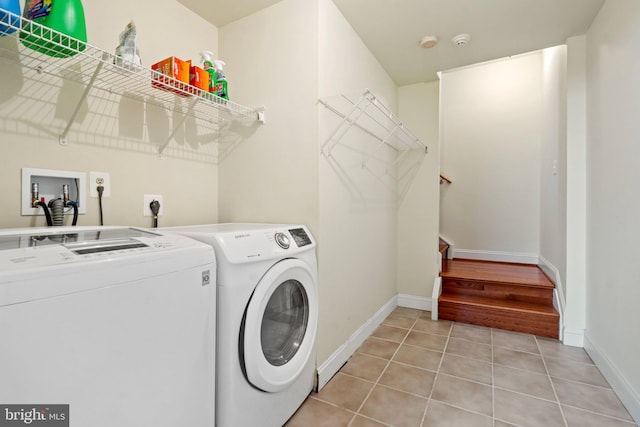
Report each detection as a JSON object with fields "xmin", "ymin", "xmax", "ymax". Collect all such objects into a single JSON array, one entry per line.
[
  {"xmin": 0, "ymin": 226, "xmax": 216, "ymax": 427},
  {"xmin": 166, "ymin": 223, "xmax": 318, "ymax": 427}
]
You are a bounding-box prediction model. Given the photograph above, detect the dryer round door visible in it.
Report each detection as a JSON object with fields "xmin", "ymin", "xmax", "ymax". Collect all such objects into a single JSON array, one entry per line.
[{"xmin": 243, "ymin": 258, "xmax": 318, "ymax": 393}]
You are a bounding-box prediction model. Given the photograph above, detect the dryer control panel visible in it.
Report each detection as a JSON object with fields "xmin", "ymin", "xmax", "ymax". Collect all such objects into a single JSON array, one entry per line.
[
  {"xmin": 188, "ymin": 225, "xmax": 317, "ymax": 264},
  {"xmin": 288, "ymin": 228, "xmax": 312, "ymax": 247},
  {"xmin": 162, "ymin": 223, "xmax": 316, "ymax": 264}
]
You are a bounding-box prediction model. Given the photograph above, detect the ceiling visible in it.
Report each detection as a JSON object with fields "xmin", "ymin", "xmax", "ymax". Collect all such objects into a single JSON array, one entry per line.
[{"xmin": 178, "ymin": 0, "xmax": 605, "ymax": 85}]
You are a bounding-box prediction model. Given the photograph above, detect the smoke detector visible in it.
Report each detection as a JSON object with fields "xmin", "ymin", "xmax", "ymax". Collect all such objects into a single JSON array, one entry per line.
[
  {"xmin": 451, "ymin": 33, "xmax": 471, "ymax": 47},
  {"xmin": 420, "ymin": 35, "xmax": 439, "ymax": 49}
]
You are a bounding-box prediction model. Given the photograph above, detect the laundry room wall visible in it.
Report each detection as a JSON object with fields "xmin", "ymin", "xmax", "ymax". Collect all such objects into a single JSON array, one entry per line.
[
  {"xmin": 0, "ymin": 0, "xmax": 220, "ymax": 229},
  {"xmin": 397, "ymin": 81, "xmax": 440, "ymax": 300},
  {"xmin": 216, "ymin": 0, "xmax": 320, "ymax": 231},
  {"xmin": 539, "ymin": 45, "xmax": 568, "ymax": 304},
  {"xmin": 216, "ymin": 0, "xmax": 404, "ymax": 367},
  {"xmin": 439, "ymin": 53, "xmax": 543, "ymax": 262},
  {"xmin": 583, "ymin": 0, "xmax": 640, "ymax": 419},
  {"xmin": 316, "ymin": 0, "xmax": 400, "ymax": 365}
]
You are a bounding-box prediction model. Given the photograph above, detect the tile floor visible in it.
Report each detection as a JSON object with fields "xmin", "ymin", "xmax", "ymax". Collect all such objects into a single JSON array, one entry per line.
[{"xmin": 286, "ymin": 307, "xmax": 637, "ymax": 427}]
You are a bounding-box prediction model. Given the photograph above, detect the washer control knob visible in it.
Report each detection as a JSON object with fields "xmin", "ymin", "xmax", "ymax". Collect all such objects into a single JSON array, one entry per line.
[{"xmin": 275, "ymin": 232, "xmax": 290, "ymax": 249}]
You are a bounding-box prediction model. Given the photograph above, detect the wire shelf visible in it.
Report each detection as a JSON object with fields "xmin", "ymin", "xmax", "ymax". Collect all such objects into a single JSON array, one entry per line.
[
  {"xmin": 0, "ymin": 8, "xmax": 263, "ymax": 155},
  {"xmin": 318, "ymin": 88, "xmax": 427, "ymax": 157},
  {"xmin": 318, "ymin": 89, "xmax": 427, "ymax": 201}
]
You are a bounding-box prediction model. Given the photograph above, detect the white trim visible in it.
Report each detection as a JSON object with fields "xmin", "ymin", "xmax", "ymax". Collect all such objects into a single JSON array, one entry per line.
[
  {"xmin": 584, "ymin": 334, "xmax": 640, "ymax": 424},
  {"xmin": 431, "ymin": 277, "xmax": 442, "ymax": 321},
  {"xmin": 442, "ymin": 50, "xmax": 543, "ymax": 76},
  {"xmin": 316, "ymin": 296, "xmax": 396, "ymax": 391},
  {"xmin": 439, "ymin": 235, "xmax": 454, "ymax": 260},
  {"xmin": 537, "ymin": 257, "xmax": 584, "ymax": 346},
  {"xmin": 539, "ymin": 256, "xmax": 566, "ymax": 342},
  {"xmin": 553, "ymin": 289, "xmax": 565, "ymax": 342},
  {"xmin": 397, "ymin": 294, "xmax": 432, "ymax": 311},
  {"xmin": 439, "ymin": 235, "xmax": 453, "ymax": 245},
  {"xmin": 451, "ymin": 248, "xmax": 538, "ymax": 264},
  {"xmin": 538, "ymin": 256, "xmax": 561, "ymax": 291},
  {"xmin": 562, "ymin": 327, "xmax": 585, "ymax": 347}
]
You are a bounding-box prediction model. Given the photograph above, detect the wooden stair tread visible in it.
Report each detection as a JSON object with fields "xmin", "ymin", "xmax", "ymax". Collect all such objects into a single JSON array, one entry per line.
[
  {"xmin": 438, "ymin": 258, "xmax": 559, "ymax": 338},
  {"xmin": 439, "ymin": 294, "xmax": 559, "ymax": 317},
  {"xmin": 441, "ymin": 259, "xmax": 554, "ymax": 289}
]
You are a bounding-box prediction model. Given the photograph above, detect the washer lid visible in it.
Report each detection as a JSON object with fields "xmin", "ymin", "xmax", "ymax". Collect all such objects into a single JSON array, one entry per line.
[
  {"xmin": 0, "ymin": 227, "xmax": 215, "ymax": 307},
  {"xmin": 0, "ymin": 227, "xmax": 159, "ymax": 251},
  {"xmin": 243, "ymin": 258, "xmax": 318, "ymax": 393}
]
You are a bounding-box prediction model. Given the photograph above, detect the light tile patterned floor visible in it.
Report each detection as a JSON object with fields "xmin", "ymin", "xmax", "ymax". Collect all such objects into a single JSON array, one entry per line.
[{"xmin": 286, "ymin": 307, "xmax": 637, "ymax": 427}]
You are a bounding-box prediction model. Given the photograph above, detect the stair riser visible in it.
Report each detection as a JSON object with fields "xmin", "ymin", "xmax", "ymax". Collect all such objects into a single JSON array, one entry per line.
[
  {"xmin": 438, "ymin": 301, "xmax": 559, "ymax": 338},
  {"xmin": 442, "ymin": 278, "xmax": 554, "ymax": 305}
]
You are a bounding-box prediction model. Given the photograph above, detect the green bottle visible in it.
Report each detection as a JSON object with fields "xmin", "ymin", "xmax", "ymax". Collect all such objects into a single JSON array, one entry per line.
[
  {"xmin": 213, "ymin": 59, "xmax": 228, "ymax": 100},
  {"xmin": 21, "ymin": 0, "xmax": 87, "ymax": 58}
]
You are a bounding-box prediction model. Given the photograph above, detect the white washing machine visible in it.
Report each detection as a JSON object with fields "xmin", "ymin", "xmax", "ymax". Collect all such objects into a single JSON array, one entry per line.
[
  {"xmin": 0, "ymin": 226, "xmax": 216, "ymax": 427},
  {"xmin": 166, "ymin": 223, "xmax": 318, "ymax": 427}
]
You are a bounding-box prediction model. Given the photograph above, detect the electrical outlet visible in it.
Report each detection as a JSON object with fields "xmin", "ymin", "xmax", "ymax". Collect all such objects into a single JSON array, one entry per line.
[
  {"xmin": 89, "ymin": 171, "xmax": 111, "ymax": 198},
  {"xmin": 143, "ymin": 194, "xmax": 163, "ymax": 217}
]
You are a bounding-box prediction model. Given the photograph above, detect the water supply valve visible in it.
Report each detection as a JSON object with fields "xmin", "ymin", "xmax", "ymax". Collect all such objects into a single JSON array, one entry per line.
[{"xmin": 31, "ymin": 182, "xmax": 40, "ymax": 208}]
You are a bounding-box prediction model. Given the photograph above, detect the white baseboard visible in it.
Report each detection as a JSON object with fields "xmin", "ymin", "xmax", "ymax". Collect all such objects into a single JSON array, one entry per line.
[
  {"xmin": 562, "ymin": 327, "xmax": 585, "ymax": 347},
  {"xmin": 539, "ymin": 256, "xmax": 566, "ymax": 342},
  {"xmin": 538, "ymin": 256, "xmax": 560, "ymax": 288},
  {"xmin": 584, "ymin": 334, "xmax": 640, "ymax": 424},
  {"xmin": 553, "ymin": 289, "xmax": 565, "ymax": 342},
  {"xmin": 316, "ymin": 296, "xmax": 396, "ymax": 391},
  {"xmin": 452, "ymin": 248, "xmax": 538, "ymax": 265},
  {"xmin": 316, "ymin": 293, "xmax": 434, "ymax": 391},
  {"xmin": 397, "ymin": 294, "xmax": 432, "ymax": 311},
  {"xmin": 431, "ymin": 277, "xmax": 442, "ymax": 321}
]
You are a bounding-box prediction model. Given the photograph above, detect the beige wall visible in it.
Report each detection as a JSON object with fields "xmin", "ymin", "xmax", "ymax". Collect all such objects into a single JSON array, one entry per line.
[
  {"xmin": 539, "ymin": 45, "xmax": 568, "ymax": 308},
  {"xmin": 397, "ymin": 82, "xmax": 440, "ymax": 298},
  {"xmin": 317, "ymin": 142, "xmax": 398, "ymax": 362},
  {"xmin": 439, "ymin": 54, "xmax": 543, "ymax": 260},
  {"xmin": 0, "ymin": 0, "xmax": 220, "ymax": 228},
  {"xmin": 564, "ymin": 35, "xmax": 587, "ymax": 344},
  {"xmin": 217, "ymin": 0, "xmax": 320, "ymax": 231},
  {"xmin": 215, "ymin": 0, "xmax": 402, "ymax": 365},
  {"xmin": 218, "ymin": 0, "xmax": 439, "ymax": 367},
  {"xmin": 317, "ymin": 0, "xmax": 400, "ymax": 364},
  {"xmin": 218, "ymin": 0, "xmax": 416, "ymax": 367},
  {"xmin": 584, "ymin": 0, "xmax": 640, "ymax": 420}
]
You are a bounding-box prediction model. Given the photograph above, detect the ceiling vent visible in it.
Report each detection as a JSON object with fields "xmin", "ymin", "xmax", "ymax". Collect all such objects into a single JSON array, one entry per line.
[{"xmin": 451, "ymin": 33, "xmax": 471, "ymax": 47}]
